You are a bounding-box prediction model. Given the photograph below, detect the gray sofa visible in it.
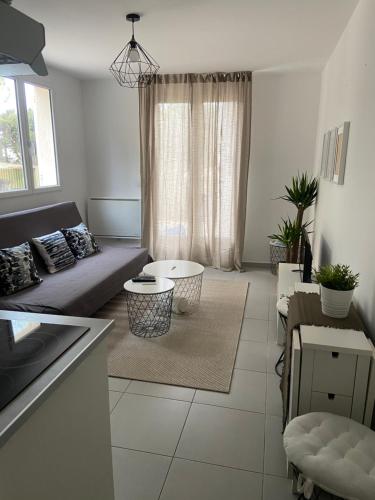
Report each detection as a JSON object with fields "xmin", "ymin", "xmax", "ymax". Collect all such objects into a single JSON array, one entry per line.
[{"xmin": 0, "ymin": 201, "xmax": 149, "ymax": 316}]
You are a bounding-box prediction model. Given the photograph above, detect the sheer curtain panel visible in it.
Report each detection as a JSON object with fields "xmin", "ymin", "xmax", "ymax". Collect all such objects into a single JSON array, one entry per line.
[{"xmin": 139, "ymin": 72, "xmax": 251, "ymax": 270}]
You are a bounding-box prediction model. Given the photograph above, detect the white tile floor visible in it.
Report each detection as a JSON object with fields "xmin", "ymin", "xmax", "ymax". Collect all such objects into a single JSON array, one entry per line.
[{"xmin": 107, "ymin": 267, "xmax": 298, "ymax": 500}]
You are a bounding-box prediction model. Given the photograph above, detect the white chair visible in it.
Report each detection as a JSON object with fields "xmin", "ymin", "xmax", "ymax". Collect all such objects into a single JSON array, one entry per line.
[{"xmin": 283, "ymin": 412, "xmax": 375, "ymax": 500}]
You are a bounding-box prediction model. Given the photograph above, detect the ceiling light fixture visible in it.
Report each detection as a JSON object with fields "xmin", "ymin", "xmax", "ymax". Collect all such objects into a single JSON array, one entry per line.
[{"xmin": 109, "ymin": 13, "xmax": 159, "ymax": 88}]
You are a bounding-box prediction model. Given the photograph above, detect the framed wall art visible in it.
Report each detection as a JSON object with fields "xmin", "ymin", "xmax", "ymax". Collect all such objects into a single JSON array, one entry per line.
[
  {"xmin": 327, "ymin": 128, "xmax": 338, "ymax": 182},
  {"xmin": 333, "ymin": 121, "xmax": 350, "ymax": 185},
  {"xmin": 320, "ymin": 130, "xmax": 330, "ymax": 179}
]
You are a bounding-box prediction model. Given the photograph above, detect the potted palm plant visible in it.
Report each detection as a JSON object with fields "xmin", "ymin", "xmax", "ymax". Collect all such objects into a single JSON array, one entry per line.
[
  {"xmin": 314, "ymin": 264, "xmax": 359, "ymax": 318},
  {"xmin": 269, "ymin": 218, "xmax": 304, "ymax": 264},
  {"xmin": 279, "ymin": 173, "xmax": 318, "ymax": 262}
]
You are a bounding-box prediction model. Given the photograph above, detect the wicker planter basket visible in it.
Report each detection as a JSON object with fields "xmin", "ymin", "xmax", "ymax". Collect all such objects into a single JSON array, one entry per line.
[{"xmin": 269, "ymin": 240, "xmax": 287, "ymax": 275}]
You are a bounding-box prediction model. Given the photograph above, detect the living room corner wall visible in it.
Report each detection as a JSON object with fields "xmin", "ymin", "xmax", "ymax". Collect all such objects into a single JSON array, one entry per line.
[
  {"xmin": 313, "ymin": 0, "xmax": 375, "ymax": 338},
  {"xmin": 243, "ymin": 69, "xmax": 321, "ymax": 264},
  {"xmin": 82, "ymin": 79, "xmax": 141, "ymax": 200},
  {"xmin": 0, "ymin": 66, "xmax": 88, "ymax": 219}
]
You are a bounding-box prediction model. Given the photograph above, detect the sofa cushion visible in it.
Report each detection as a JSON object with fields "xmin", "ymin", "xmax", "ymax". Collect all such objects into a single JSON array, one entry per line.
[
  {"xmin": 61, "ymin": 223, "xmax": 100, "ymax": 260},
  {"xmin": 0, "ymin": 242, "xmax": 42, "ymax": 296},
  {"xmin": 32, "ymin": 231, "xmax": 76, "ymax": 274},
  {"xmin": 0, "ymin": 245, "xmax": 149, "ymax": 316},
  {"xmin": 0, "ymin": 202, "xmax": 82, "ymax": 250}
]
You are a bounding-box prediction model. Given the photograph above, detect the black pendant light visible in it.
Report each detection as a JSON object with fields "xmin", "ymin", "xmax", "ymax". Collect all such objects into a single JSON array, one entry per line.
[{"xmin": 109, "ymin": 13, "xmax": 159, "ymax": 88}]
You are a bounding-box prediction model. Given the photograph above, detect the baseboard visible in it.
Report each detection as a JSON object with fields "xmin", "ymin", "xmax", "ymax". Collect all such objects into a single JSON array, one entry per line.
[{"xmin": 242, "ymin": 261, "xmax": 271, "ymax": 269}]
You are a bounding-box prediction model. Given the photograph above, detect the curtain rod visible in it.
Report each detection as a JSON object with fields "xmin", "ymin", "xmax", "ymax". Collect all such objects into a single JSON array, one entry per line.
[{"xmin": 151, "ymin": 71, "xmax": 252, "ymax": 84}]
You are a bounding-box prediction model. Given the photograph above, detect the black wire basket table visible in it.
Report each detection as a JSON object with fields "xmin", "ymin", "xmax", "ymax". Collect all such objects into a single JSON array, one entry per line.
[{"xmin": 124, "ymin": 277, "xmax": 175, "ymax": 338}]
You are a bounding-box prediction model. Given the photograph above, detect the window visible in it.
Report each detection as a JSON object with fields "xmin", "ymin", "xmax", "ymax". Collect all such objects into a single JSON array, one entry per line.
[
  {"xmin": 0, "ymin": 77, "xmax": 27, "ymax": 193},
  {"xmin": 155, "ymin": 100, "xmax": 238, "ymax": 242},
  {"xmin": 155, "ymin": 102, "xmax": 190, "ymax": 240},
  {"xmin": 0, "ymin": 77, "xmax": 59, "ymax": 195}
]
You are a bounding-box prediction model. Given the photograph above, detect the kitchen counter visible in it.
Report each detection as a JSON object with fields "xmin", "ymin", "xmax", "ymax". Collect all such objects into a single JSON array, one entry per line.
[{"xmin": 0, "ymin": 310, "xmax": 115, "ymax": 500}]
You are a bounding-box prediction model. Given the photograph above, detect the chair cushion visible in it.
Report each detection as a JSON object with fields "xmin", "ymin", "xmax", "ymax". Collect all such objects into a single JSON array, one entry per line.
[
  {"xmin": 32, "ymin": 230, "xmax": 76, "ymax": 274},
  {"xmin": 61, "ymin": 223, "xmax": 100, "ymax": 260},
  {"xmin": 284, "ymin": 412, "xmax": 375, "ymax": 500},
  {"xmin": 277, "ymin": 296, "xmax": 289, "ymax": 317},
  {"xmin": 0, "ymin": 242, "xmax": 42, "ymax": 296}
]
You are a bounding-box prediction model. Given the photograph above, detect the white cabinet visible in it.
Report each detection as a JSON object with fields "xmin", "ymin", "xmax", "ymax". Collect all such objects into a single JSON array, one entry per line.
[{"xmin": 290, "ymin": 325, "xmax": 373, "ymax": 424}]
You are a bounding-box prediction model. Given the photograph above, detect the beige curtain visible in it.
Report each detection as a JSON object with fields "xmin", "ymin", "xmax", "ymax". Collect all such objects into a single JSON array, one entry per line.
[{"xmin": 139, "ymin": 72, "xmax": 251, "ymax": 271}]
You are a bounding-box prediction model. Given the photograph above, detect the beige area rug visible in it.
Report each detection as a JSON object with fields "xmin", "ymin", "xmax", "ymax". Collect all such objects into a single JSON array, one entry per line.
[{"xmin": 95, "ymin": 279, "xmax": 249, "ymax": 393}]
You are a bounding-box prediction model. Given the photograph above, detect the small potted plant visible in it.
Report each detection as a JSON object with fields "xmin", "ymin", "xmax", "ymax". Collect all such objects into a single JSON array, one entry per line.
[{"xmin": 314, "ymin": 264, "xmax": 359, "ymax": 318}]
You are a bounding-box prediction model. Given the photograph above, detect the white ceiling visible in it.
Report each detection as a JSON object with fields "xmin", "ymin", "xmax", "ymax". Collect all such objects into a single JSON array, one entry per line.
[{"xmin": 14, "ymin": 0, "xmax": 358, "ymax": 79}]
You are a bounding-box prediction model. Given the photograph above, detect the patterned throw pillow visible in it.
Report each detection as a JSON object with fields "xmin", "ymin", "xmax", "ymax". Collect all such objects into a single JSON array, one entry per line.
[
  {"xmin": 0, "ymin": 242, "xmax": 42, "ymax": 296},
  {"xmin": 32, "ymin": 231, "xmax": 76, "ymax": 274},
  {"xmin": 61, "ymin": 223, "xmax": 100, "ymax": 260}
]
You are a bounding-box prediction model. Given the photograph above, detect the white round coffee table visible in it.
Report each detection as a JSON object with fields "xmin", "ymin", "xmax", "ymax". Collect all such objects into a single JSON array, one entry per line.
[
  {"xmin": 124, "ymin": 277, "xmax": 175, "ymax": 337},
  {"xmin": 143, "ymin": 260, "xmax": 204, "ymax": 314}
]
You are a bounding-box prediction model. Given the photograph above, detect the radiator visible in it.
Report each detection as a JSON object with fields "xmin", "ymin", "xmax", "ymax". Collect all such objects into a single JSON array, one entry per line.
[{"xmin": 87, "ymin": 198, "xmax": 141, "ymax": 238}]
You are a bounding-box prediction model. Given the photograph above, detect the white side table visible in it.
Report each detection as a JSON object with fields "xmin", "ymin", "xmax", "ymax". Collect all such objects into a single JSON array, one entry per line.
[
  {"xmin": 124, "ymin": 277, "xmax": 175, "ymax": 337},
  {"xmin": 143, "ymin": 260, "xmax": 204, "ymax": 313}
]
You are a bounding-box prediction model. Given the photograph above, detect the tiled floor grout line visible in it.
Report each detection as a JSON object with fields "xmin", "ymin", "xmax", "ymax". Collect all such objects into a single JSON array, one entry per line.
[
  {"xmin": 172, "ymin": 455, "xmax": 266, "ymax": 475},
  {"xmin": 235, "ymin": 366, "xmax": 278, "ymax": 375},
  {"xmin": 123, "ymin": 391, "xmax": 195, "ymax": 403},
  {"xmin": 190, "ymin": 401, "xmax": 268, "ymax": 416},
  {"xmin": 109, "ymin": 386, "xmax": 282, "ymax": 418},
  {"xmin": 260, "ymin": 316, "xmax": 273, "ymax": 500},
  {"xmin": 157, "ymin": 394, "xmax": 195, "ymax": 500},
  {"xmin": 168, "ymin": 454, "xmax": 265, "ymax": 475},
  {"xmin": 111, "ymin": 444, "xmax": 173, "ymax": 459},
  {"xmin": 111, "ymin": 443, "xmax": 288, "ymax": 480},
  {"xmin": 234, "ymin": 367, "xmax": 268, "ymax": 373},
  {"xmin": 108, "ymin": 380, "xmax": 131, "ymax": 393},
  {"xmin": 244, "ymin": 316, "xmax": 269, "ymax": 321},
  {"xmin": 239, "ymin": 338, "xmax": 273, "ymax": 345},
  {"xmin": 238, "ymin": 338, "xmax": 275, "ymax": 344},
  {"xmin": 110, "ymin": 391, "xmax": 126, "ymax": 414},
  {"xmin": 172, "ymin": 393, "xmax": 194, "ymax": 455}
]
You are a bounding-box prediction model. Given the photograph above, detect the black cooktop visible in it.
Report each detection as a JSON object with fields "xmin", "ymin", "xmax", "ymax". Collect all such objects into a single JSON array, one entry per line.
[{"xmin": 0, "ymin": 319, "xmax": 89, "ymax": 411}]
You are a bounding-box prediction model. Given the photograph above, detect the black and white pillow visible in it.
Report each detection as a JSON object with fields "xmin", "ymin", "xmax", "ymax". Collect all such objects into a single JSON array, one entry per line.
[
  {"xmin": 32, "ymin": 231, "xmax": 76, "ymax": 274},
  {"xmin": 0, "ymin": 242, "xmax": 42, "ymax": 296},
  {"xmin": 61, "ymin": 223, "xmax": 100, "ymax": 260}
]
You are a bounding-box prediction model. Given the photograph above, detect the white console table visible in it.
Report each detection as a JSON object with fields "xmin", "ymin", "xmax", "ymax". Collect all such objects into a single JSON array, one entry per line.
[{"xmin": 276, "ymin": 262, "xmax": 375, "ymax": 427}]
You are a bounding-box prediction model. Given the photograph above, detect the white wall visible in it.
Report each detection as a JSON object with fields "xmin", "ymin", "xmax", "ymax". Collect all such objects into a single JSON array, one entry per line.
[
  {"xmin": 313, "ymin": 0, "xmax": 375, "ymax": 337},
  {"xmin": 0, "ymin": 66, "xmax": 88, "ymax": 218},
  {"xmin": 243, "ymin": 70, "xmax": 321, "ymax": 263},
  {"xmin": 82, "ymin": 80, "xmax": 140, "ymax": 199},
  {"xmin": 82, "ymin": 72, "xmax": 321, "ymax": 261}
]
